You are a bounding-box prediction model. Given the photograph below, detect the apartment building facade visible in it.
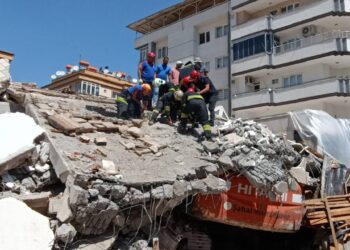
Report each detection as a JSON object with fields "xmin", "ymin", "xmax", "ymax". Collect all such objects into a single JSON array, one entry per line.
[
  {"xmin": 231, "ymin": 0, "xmax": 350, "ymax": 131},
  {"xmin": 129, "ymin": 0, "xmax": 350, "ymax": 133},
  {"xmin": 128, "ymin": 0, "xmax": 231, "ymax": 108}
]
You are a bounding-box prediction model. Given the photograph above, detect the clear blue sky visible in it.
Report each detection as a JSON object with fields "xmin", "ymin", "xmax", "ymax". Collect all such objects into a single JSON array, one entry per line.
[{"xmin": 0, "ymin": 0, "xmax": 181, "ymax": 87}]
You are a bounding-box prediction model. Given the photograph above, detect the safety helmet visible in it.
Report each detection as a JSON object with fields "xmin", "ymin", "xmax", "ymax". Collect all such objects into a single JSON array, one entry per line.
[
  {"xmin": 147, "ymin": 52, "xmax": 156, "ymax": 58},
  {"xmin": 141, "ymin": 84, "xmax": 152, "ymax": 95},
  {"xmin": 153, "ymin": 78, "xmax": 166, "ymax": 87},
  {"xmin": 187, "ymin": 87, "xmax": 195, "ymax": 93},
  {"xmin": 182, "ymin": 76, "xmax": 193, "ymax": 87},
  {"xmin": 190, "ymin": 70, "xmax": 200, "ymax": 80},
  {"xmin": 174, "ymin": 90, "xmax": 184, "ymax": 101}
]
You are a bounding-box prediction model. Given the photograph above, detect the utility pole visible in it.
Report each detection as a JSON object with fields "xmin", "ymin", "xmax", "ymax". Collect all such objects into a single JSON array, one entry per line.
[{"xmin": 227, "ymin": 9, "xmax": 233, "ymax": 117}]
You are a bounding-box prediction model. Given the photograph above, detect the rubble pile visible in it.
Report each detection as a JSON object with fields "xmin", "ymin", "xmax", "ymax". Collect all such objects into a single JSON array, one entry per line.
[
  {"xmin": 0, "ymin": 85, "xmax": 329, "ymax": 248},
  {"xmin": 202, "ymin": 118, "xmax": 302, "ymax": 193}
]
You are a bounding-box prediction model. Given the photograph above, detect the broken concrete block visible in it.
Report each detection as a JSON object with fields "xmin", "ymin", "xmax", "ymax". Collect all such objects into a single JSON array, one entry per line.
[
  {"xmin": 151, "ymin": 185, "xmax": 173, "ymax": 199},
  {"xmin": 132, "ymin": 119, "xmax": 143, "ymax": 128},
  {"xmin": 79, "ymin": 135, "xmax": 90, "ymax": 143},
  {"xmin": 88, "ymin": 188, "xmax": 99, "ymax": 198},
  {"xmin": 202, "ymin": 141, "xmax": 219, "ymax": 154},
  {"xmin": 190, "ymin": 180, "xmax": 207, "ymax": 193},
  {"xmin": 224, "ymin": 133, "xmax": 245, "ymax": 145},
  {"xmin": 47, "ymin": 114, "xmax": 80, "ymax": 134},
  {"xmin": 273, "ymin": 181, "xmax": 289, "ymax": 195},
  {"xmin": 218, "ymin": 155, "xmax": 233, "ymax": 168},
  {"xmin": 48, "ymin": 196, "xmax": 61, "ymax": 215},
  {"xmin": 0, "ymin": 198, "xmax": 54, "ymax": 250},
  {"xmin": 77, "ymin": 122, "xmax": 96, "ymax": 133},
  {"xmin": 102, "ymin": 160, "xmax": 119, "ymax": 175},
  {"xmin": 96, "ymin": 147, "xmax": 108, "ymax": 157},
  {"xmin": 173, "ymin": 180, "xmax": 188, "ymax": 198},
  {"xmin": 127, "ymin": 127, "xmax": 143, "ymax": 138},
  {"xmin": 289, "ymin": 166, "xmax": 310, "ymax": 185},
  {"xmin": 69, "ymin": 185, "xmax": 89, "ymax": 209},
  {"xmin": 111, "ymin": 185, "xmax": 127, "ymax": 200},
  {"xmin": 203, "ymin": 174, "xmax": 228, "ymax": 193},
  {"xmin": 21, "ymin": 177, "xmax": 37, "ymax": 192},
  {"xmin": 72, "ymin": 232, "xmax": 117, "ymax": 250},
  {"xmin": 0, "ymin": 144, "xmax": 36, "ymax": 175},
  {"xmin": 94, "ymin": 137, "xmax": 107, "ymax": 146},
  {"xmin": 39, "ymin": 142, "xmax": 50, "ymax": 164},
  {"xmin": 57, "ymin": 190, "xmax": 74, "ymax": 223},
  {"xmin": 56, "ymin": 223, "xmax": 77, "ymax": 244},
  {"xmin": 150, "ymin": 145, "xmax": 159, "ymax": 154}
]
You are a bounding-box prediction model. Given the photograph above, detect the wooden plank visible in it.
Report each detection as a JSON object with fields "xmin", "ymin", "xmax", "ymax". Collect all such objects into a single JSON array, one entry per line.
[
  {"xmin": 307, "ymin": 207, "xmax": 350, "ymax": 218},
  {"xmin": 306, "ymin": 203, "xmax": 350, "ymax": 210},
  {"xmin": 324, "ymin": 198, "xmax": 339, "ymax": 250}
]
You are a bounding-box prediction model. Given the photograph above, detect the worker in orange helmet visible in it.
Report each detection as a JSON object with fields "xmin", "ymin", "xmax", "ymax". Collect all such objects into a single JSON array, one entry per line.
[
  {"xmin": 178, "ymin": 86, "xmax": 212, "ymax": 140},
  {"xmin": 190, "ymin": 70, "xmax": 218, "ymax": 126},
  {"xmin": 116, "ymin": 83, "xmax": 151, "ymax": 119}
]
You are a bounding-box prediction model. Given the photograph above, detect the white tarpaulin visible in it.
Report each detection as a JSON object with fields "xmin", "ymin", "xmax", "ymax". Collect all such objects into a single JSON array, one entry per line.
[
  {"xmin": 0, "ymin": 112, "xmax": 45, "ymax": 162},
  {"xmin": 290, "ymin": 109, "xmax": 350, "ymax": 166}
]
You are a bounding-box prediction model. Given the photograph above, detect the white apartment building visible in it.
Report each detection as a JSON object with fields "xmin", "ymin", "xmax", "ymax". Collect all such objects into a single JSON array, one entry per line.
[
  {"xmin": 128, "ymin": 0, "xmax": 350, "ymax": 134},
  {"xmin": 231, "ymin": 0, "xmax": 350, "ymax": 133},
  {"xmin": 128, "ymin": 0, "xmax": 231, "ymax": 108}
]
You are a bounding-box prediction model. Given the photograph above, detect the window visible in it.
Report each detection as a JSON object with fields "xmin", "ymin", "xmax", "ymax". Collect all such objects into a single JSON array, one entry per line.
[
  {"xmin": 112, "ymin": 91, "xmax": 118, "ymax": 98},
  {"xmin": 218, "ymin": 89, "xmax": 230, "ymax": 101},
  {"xmin": 199, "ymin": 31, "xmax": 210, "ymax": 45},
  {"xmin": 282, "ymin": 38, "xmax": 302, "ymax": 52},
  {"xmin": 281, "ymin": 3, "xmax": 299, "ymax": 14},
  {"xmin": 157, "ymin": 46, "xmax": 168, "ymax": 59},
  {"xmin": 233, "ymin": 33, "xmax": 272, "ymax": 61},
  {"xmin": 272, "ymin": 79, "xmax": 279, "ymax": 84},
  {"xmin": 215, "ymin": 56, "xmax": 229, "ymax": 69},
  {"xmin": 140, "ymin": 46, "xmax": 148, "ymax": 62},
  {"xmin": 216, "ymin": 25, "xmax": 229, "ymax": 38},
  {"xmin": 81, "ymin": 81, "xmax": 100, "ymax": 96},
  {"xmin": 283, "ymin": 74, "xmax": 303, "ymax": 87},
  {"xmin": 162, "ymin": 47, "xmax": 168, "ymax": 57}
]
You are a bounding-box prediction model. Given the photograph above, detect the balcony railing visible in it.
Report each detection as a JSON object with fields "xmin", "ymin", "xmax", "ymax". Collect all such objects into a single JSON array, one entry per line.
[
  {"xmin": 274, "ymin": 30, "xmax": 350, "ymax": 54},
  {"xmin": 232, "ymin": 77, "xmax": 350, "ymax": 109}
]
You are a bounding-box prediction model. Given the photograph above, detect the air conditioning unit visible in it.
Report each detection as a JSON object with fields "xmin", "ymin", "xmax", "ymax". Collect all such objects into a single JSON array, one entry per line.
[
  {"xmin": 245, "ymin": 75, "xmax": 254, "ymax": 84},
  {"xmin": 302, "ymin": 25, "xmax": 317, "ymax": 37}
]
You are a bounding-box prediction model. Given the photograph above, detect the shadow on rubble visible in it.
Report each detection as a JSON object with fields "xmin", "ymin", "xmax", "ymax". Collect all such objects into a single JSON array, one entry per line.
[
  {"xmin": 85, "ymin": 105, "xmax": 118, "ymax": 118},
  {"xmin": 207, "ymin": 221, "xmax": 316, "ymax": 250}
]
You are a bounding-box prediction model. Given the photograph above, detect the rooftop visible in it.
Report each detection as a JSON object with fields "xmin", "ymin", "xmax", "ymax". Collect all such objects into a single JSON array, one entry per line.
[{"xmin": 128, "ymin": 0, "xmax": 229, "ymax": 34}]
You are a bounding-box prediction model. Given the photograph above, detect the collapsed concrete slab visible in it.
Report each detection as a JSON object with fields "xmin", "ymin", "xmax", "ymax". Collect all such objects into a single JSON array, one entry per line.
[
  {"xmin": 0, "ymin": 112, "xmax": 45, "ymax": 174},
  {"xmin": 0, "ymin": 197, "xmax": 54, "ymax": 250}
]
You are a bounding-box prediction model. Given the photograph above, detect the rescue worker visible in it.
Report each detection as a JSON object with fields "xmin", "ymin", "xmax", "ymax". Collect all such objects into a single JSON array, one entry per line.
[
  {"xmin": 138, "ymin": 52, "xmax": 156, "ymax": 109},
  {"xmin": 180, "ymin": 76, "xmax": 195, "ymax": 93},
  {"xmin": 116, "ymin": 84, "xmax": 151, "ymax": 119},
  {"xmin": 149, "ymin": 90, "xmax": 184, "ymax": 125},
  {"xmin": 190, "ymin": 70, "xmax": 218, "ymax": 126},
  {"xmin": 178, "ymin": 88, "xmax": 212, "ymax": 140}
]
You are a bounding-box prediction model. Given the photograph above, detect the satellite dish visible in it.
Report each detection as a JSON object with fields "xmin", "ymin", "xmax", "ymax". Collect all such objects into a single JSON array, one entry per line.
[
  {"xmin": 51, "ymin": 75, "xmax": 57, "ymax": 80},
  {"xmin": 132, "ymin": 79, "xmax": 137, "ymax": 84},
  {"xmin": 56, "ymin": 71, "xmax": 66, "ymax": 76},
  {"xmin": 72, "ymin": 66, "xmax": 79, "ymax": 72}
]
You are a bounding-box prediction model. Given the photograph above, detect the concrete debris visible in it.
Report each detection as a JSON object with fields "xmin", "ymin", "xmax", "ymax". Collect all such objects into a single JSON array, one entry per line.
[
  {"xmin": 0, "ymin": 197, "xmax": 54, "ymax": 250},
  {"xmin": 80, "ymin": 135, "xmax": 91, "ymax": 143},
  {"xmin": 56, "ymin": 223, "xmax": 77, "ymax": 244},
  {"xmin": 127, "ymin": 127, "xmax": 143, "ymax": 138},
  {"xmin": 102, "ymin": 160, "xmax": 119, "ymax": 175},
  {"xmin": 95, "ymin": 137, "xmax": 107, "ymax": 146},
  {"xmin": 1, "ymin": 85, "xmax": 330, "ymax": 246}
]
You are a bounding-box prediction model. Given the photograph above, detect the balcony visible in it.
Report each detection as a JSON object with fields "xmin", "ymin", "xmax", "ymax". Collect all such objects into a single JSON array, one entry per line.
[
  {"xmin": 232, "ymin": 53, "xmax": 270, "ymax": 74},
  {"xmin": 231, "ymin": 16, "xmax": 269, "ymax": 40},
  {"xmin": 272, "ymin": 0, "xmax": 335, "ymax": 30},
  {"xmin": 273, "ymin": 31, "xmax": 350, "ymax": 65},
  {"xmin": 232, "ymin": 77, "xmax": 350, "ymax": 110}
]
